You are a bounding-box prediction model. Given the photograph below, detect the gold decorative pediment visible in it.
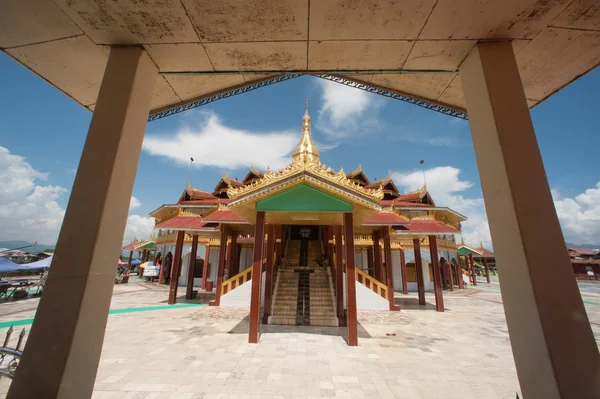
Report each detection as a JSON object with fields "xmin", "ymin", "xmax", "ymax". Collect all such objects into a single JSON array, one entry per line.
[{"xmin": 227, "ymin": 157, "xmax": 384, "ymax": 205}]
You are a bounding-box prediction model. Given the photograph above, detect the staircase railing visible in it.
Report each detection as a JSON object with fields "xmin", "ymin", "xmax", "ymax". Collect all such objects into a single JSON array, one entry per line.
[
  {"xmin": 221, "ymin": 266, "xmax": 253, "ymax": 295},
  {"xmin": 356, "ymin": 268, "xmax": 388, "ymax": 300}
]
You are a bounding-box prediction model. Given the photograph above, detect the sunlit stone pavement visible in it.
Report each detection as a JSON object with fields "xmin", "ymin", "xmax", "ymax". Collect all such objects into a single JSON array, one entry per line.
[{"xmin": 0, "ymin": 277, "xmax": 599, "ymax": 398}]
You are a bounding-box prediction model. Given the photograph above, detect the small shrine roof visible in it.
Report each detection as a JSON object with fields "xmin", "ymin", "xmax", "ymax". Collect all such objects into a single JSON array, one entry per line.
[
  {"xmin": 475, "ymin": 247, "xmax": 495, "ymax": 257},
  {"xmin": 568, "ymin": 247, "xmax": 600, "ymax": 256},
  {"xmin": 122, "ymin": 240, "xmax": 155, "ymax": 251}
]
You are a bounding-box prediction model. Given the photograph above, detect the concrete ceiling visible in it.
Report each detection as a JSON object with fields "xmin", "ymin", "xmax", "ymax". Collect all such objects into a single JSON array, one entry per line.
[{"xmin": 1, "ymin": 0, "xmax": 599, "ymax": 117}]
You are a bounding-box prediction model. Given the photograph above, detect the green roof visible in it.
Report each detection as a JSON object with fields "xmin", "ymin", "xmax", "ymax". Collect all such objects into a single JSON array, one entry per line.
[{"xmin": 257, "ymin": 184, "xmax": 352, "ymax": 213}]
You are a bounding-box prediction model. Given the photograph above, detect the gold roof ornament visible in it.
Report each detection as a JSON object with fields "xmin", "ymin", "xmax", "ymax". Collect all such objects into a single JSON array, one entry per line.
[{"xmin": 292, "ymin": 102, "xmax": 320, "ymax": 164}]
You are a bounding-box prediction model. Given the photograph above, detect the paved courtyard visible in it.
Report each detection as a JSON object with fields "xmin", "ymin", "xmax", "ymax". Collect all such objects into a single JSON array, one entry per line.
[{"xmin": 0, "ymin": 277, "xmax": 599, "ymax": 398}]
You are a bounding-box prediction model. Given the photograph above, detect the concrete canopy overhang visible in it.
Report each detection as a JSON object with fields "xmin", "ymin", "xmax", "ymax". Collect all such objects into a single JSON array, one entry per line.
[{"xmin": 2, "ymin": 0, "xmax": 599, "ymax": 119}]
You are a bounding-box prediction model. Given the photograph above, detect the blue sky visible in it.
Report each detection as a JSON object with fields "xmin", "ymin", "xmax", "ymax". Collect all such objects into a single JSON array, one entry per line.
[{"xmin": 0, "ymin": 51, "xmax": 599, "ymax": 247}]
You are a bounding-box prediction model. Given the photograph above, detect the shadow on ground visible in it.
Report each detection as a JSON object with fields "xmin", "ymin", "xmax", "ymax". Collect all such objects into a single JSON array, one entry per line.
[{"xmin": 226, "ymin": 315, "xmax": 372, "ymax": 344}]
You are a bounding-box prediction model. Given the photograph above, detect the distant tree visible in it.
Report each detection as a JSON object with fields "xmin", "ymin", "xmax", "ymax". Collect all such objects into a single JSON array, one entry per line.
[{"xmin": 43, "ymin": 248, "xmax": 55, "ymax": 253}]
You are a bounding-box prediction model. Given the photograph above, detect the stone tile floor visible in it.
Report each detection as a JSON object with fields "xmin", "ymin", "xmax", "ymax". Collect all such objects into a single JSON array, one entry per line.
[{"xmin": 0, "ymin": 277, "xmax": 598, "ymax": 398}]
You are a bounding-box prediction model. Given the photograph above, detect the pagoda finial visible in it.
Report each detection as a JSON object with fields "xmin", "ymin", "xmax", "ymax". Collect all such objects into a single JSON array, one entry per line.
[
  {"xmin": 461, "ymin": 236, "xmax": 465, "ymax": 246},
  {"xmin": 293, "ymin": 102, "xmax": 320, "ymax": 164},
  {"xmin": 480, "ymin": 241, "xmax": 483, "ymax": 249}
]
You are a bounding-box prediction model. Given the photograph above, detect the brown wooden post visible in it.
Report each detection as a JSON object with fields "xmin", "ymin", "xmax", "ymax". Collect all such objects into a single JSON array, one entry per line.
[
  {"xmin": 201, "ymin": 245, "xmax": 210, "ymax": 290},
  {"xmin": 185, "ymin": 235, "xmax": 198, "ymax": 299},
  {"xmin": 400, "ymin": 249, "xmax": 408, "ymax": 294},
  {"xmin": 168, "ymin": 231, "xmax": 185, "ymax": 304},
  {"xmin": 127, "ymin": 251, "xmax": 133, "ymax": 269},
  {"xmin": 373, "ymin": 231, "xmax": 383, "ymax": 281},
  {"xmin": 484, "ymin": 256, "xmax": 490, "ymax": 283},
  {"xmin": 249, "ymin": 211, "xmax": 266, "ymax": 343},
  {"xmin": 210, "ymin": 226, "xmax": 228, "ymax": 306},
  {"xmin": 262, "ymin": 224, "xmax": 275, "ymax": 324},
  {"xmin": 447, "ymin": 263, "xmax": 454, "ymax": 291},
  {"xmin": 158, "ymin": 244, "xmax": 167, "ymax": 284},
  {"xmin": 414, "ymin": 238, "xmax": 426, "ymax": 305},
  {"xmin": 334, "ymin": 225, "xmax": 345, "ymax": 326},
  {"xmin": 469, "ymin": 254, "xmax": 477, "ymax": 286},
  {"xmin": 344, "ymin": 213, "xmax": 358, "ymax": 346},
  {"xmin": 457, "ymin": 256, "xmax": 464, "ymax": 289},
  {"xmin": 429, "ymin": 235, "xmax": 444, "ymax": 312},
  {"xmin": 383, "ymin": 228, "xmax": 399, "ymax": 311}
]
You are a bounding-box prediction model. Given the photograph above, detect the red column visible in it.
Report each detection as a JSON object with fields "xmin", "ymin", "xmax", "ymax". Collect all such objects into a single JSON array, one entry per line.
[
  {"xmin": 262, "ymin": 224, "xmax": 275, "ymax": 324},
  {"xmin": 484, "ymin": 256, "xmax": 490, "ymax": 283},
  {"xmin": 344, "ymin": 213, "xmax": 358, "ymax": 346},
  {"xmin": 469, "ymin": 254, "xmax": 477, "ymax": 286},
  {"xmin": 249, "ymin": 211, "xmax": 266, "ymax": 343},
  {"xmin": 201, "ymin": 245, "xmax": 210, "ymax": 290},
  {"xmin": 225, "ymin": 230, "xmax": 237, "ymax": 279},
  {"xmin": 457, "ymin": 256, "xmax": 464, "ymax": 289},
  {"xmin": 413, "ymin": 238, "xmax": 426, "ymax": 305},
  {"xmin": 159, "ymin": 244, "xmax": 167, "ymax": 284},
  {"xmin": 383, "ymin": 228, "xmax": 399, "ymax": 311},
  {"xmin": 429, "ymin": 235, "xmax": 444, "ymax": 312},
  {"xmin": 366, "ymin": 247, "xmax": 374, "ymax": 277},
  {"xmin": 326, "ymin": 226, "xmax": 334, "ymax": 261},
  {"xmin": 400, "ymin": 249, "xmax": 408, "ymax": 294},
  {"xmin": 185, "ymin": 235, "xmax": 199, "ymax": 299},
  {"xmin": 334, "ymin": 225, "xmax": 345, "ymax": 325},
  {"xmin": 168, "ymin": 231, "xmax": 185, "ymax": 304},
  {"xmin": 373, "ymin": 231, "xmax": 383, "ymax": 281},
  {"xmin": 210, "ymin": 226, "xmax": 228, "ymax": 306}
]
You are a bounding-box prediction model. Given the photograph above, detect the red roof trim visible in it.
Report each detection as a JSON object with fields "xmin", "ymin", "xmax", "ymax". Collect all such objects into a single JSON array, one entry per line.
[
  {"xmin": 398, "ymin": 220, "xmax": 459, "ymax": 234},
  {"xmin": 363, "ymin": 212, "xmax": 409, "ymax": 225},
  {"xmin": 154, "ymin": 216, "xmax": 209, "ymax": 230}
]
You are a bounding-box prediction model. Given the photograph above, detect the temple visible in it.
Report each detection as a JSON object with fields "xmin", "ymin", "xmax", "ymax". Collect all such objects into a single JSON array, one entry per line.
[{"xmin": 147, "ymin": 107, "xmax": 467, "ymax": 345}]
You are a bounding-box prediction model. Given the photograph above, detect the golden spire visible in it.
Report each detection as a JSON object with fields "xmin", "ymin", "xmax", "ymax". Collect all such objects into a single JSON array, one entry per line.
[{"xmin": 292, "ymin": 101, "xmax": 320, "ymax": 164}]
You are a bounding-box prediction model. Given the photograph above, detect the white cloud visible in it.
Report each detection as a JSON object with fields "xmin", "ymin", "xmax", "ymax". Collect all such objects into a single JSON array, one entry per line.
[
  {"xmin": 143, "ymin": 111, "xmax": 298, "ymax": 170},
  {"xmin": 554, "ymin": 182, "xmax": 600, "ymax": 244},
  {"xmin": 129, "ymin": 196, "xmax": 141, "ymax": 211},
  {"xmin": 0, "ymin": 146, "xmax": 67, "ymax": 244},
  {"xmin": 397, "ymin": 131, "xmax": 460, "ymax": 147},
  {"xmin": 122, "ymin": 214, "xmax": 155, "ymax": 245},
  {"xmin": 315, "ymin": 79, "xmax": 383, "ymax": 139},
  {"xmin": 392, "ymin": 166, "xmax": 492, "ymax": 249}
]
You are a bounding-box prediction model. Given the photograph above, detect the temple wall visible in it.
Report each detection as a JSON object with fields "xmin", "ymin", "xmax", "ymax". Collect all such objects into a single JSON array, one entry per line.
[
  {"xmin": 391, "ymin": 249, "xmax": 403, "ymax": 292},
  {"xmin": 355, "ymin": 280, "xmax": 389, "ymax": 310}
]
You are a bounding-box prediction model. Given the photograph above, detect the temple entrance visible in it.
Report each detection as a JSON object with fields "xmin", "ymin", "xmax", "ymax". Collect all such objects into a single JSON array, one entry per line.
[{"xmin": 270, "ymin": 224, "xmax": 337, "ymax": 327}]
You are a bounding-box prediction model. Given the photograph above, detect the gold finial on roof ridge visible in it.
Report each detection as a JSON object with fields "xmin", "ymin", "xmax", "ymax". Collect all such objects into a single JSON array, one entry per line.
[{"xmin": 292, "ymin": 101, "xmax": 320, "ymax": 164}]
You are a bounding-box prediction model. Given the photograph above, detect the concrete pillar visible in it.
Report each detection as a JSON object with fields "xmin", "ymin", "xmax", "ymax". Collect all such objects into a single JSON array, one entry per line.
[
  {"xmin": 186, "ymin": 235, "xmax": 199, "ymax": 299},
  {"xmin": 262, "ymin": 225, "xmax": 275, "ymax": 324},
  {"xmin": 460, "ymin": 41, "xmax": 600, "ymax": 399},
  {"xmin": 344, "ymin": 213, "xmax": 358, "ymax": 346},
  {"xmin": 334, "ymin": 226, "xmax": 345, "ymax": 326},
  {"xmin": 7, "ymin": 47, "xmax": 157, "ymax": 399},
  {"xmin": 429, "ymin": 236, "xmax": 444, "ymax": 312},
  {"xmin": 249, "ymin": 211, "xmax": 265, "ymax": 343},
  {"xmin": 210, "ymin": 226, "xmax": 228, "ymax": 306},
  {"xmin": 400, "ymin": 249, "xmax": 408, "ymax": 294},
  {"xmin": 382, "ymin": 228, "xmax": 399, "ymax": 311},
  {"xmin": 168, "ymin": 231, "xmax": 185, "ymax": 304},
  {"xmin": 373, "ymin": 231, "xmax": 383, "ymax": 281},
  {"xmin": 202, "ymin": 245, "xmax": 210, "ymax": 290},
  {"xmin": 413, "ymin": 238, "xmax": 425, "ymax": 305}
]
